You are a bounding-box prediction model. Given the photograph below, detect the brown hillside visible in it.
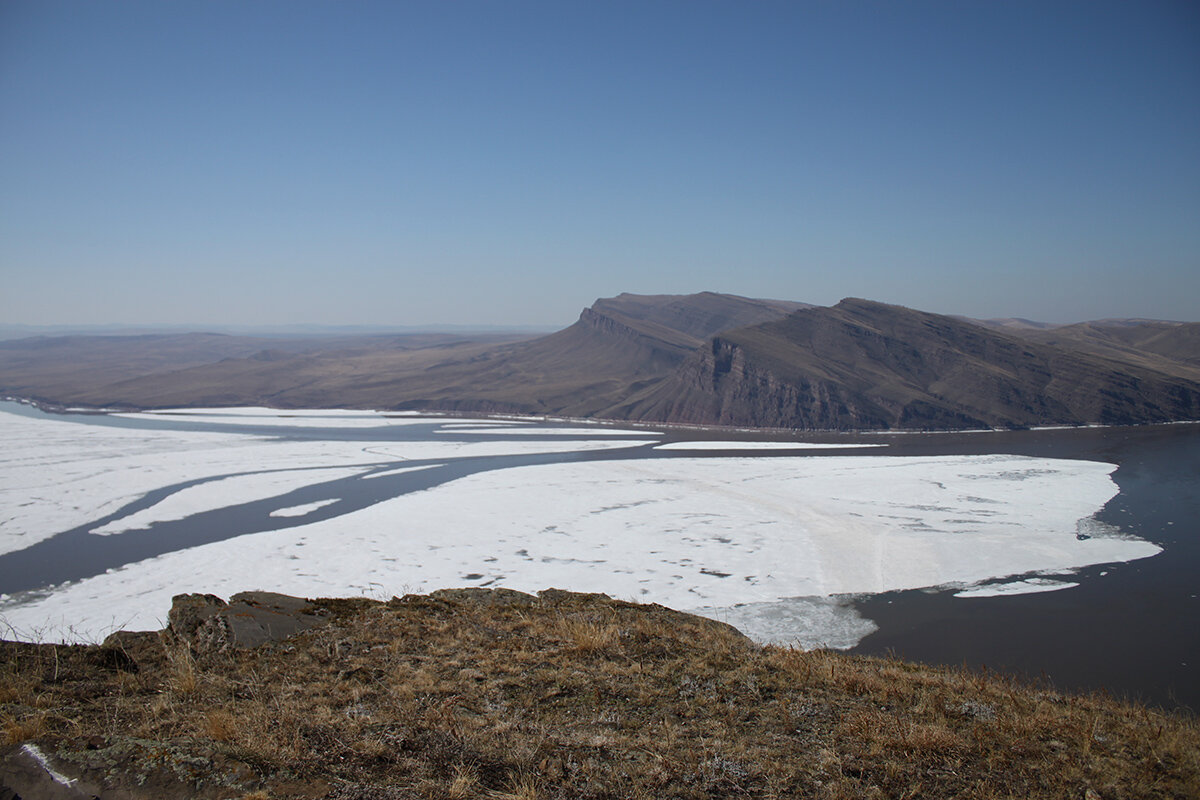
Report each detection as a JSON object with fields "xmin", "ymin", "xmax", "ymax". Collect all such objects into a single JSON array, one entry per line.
[
  {"xmin": 2, "ymin": 589, "xmax": 1196, "ymax": 799},
  {"xmin": 1005, "ymin": 320, "xmax": 1200, "ymax": 381},
  {"xmin": 0, "ymin": 293, "xmax": 800, "ymax": 414}
]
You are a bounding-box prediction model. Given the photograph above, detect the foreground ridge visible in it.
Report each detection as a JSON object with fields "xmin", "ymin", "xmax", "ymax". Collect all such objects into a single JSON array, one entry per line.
[{"xmin": 2, "ymin": 589, "xmax": 1197, "ymax": 798}]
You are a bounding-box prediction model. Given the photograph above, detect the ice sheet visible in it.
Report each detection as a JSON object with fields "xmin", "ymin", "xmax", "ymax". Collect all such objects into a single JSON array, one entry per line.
[
  {"xmin": 0, "ymin": 409, "xmax": 651, "ymax": 554},
  {"xmin": 0, "ymin": 441, "xmax": 1160, "ymax": 645},
  {"xmin": 114, "ymin": 408, "xmax": 441, "ymax": 428},
  {"xmin": 655, "ymin": 441, "xmax": 887, "ymax": 450},
  {"xmin": 435, "ymin": 427, "xmax": 647, "ymax": 436},
  {"xmin": 137, "ymin": 407, "xmax": 383, "ymax": 416}
]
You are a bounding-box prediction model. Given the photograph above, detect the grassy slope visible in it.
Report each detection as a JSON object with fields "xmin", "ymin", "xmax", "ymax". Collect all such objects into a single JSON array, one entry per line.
[{"xmin": 3, "ymin": 589, "xmax": 1197, "ymax": 799}]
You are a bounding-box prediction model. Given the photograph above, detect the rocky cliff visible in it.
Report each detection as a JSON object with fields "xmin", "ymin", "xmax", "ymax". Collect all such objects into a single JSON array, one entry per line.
[{"xmin": 619, "ymin": 299, "xmax": 1200, "ymax": 430}]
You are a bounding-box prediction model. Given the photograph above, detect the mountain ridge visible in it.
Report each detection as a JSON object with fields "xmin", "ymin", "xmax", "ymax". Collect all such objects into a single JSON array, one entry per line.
[
  {"xmin": 2, "ymin": 292, "xmax": 1197, "ymax": 431},
  {"xmin": 616, "ymin": 298, "xmax": 1200, "ymax": 430}
]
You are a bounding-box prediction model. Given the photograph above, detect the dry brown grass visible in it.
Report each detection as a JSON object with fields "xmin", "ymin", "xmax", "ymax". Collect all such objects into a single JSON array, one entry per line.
[
  {"xmin": 1, "ymin": 590, "xmax": 1197, "ymax": 799},
  {"xmin": 555, "ymin": 616, "xmax": 621, "ymax": 655},
  {"xmin": 3, "ymin": 713, "xmax": 46, "ymax": 745},
  {"xmin": 164, "ymin": 637, "xmax": 199, "ymax": 694}
]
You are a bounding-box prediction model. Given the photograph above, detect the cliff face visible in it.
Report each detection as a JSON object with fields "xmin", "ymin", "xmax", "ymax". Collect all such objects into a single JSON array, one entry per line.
[
  {"xmin": 572, "ymin": 305, "xmax": 698, "ymax": 366},
  {"xmin": 619, "ymin": 299, "xmax": 1200, "ymax": 430},
  {"xmin": 620, "ymin": 337, "xmax": 900, "ymax": 430}
]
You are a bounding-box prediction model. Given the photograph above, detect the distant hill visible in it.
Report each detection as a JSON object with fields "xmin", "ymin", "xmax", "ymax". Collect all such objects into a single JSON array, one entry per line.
[
  {"xmin": 0, "ymin": 331, "xmax": 534, "ymax": 410},
  {"xmin": 2, "ymin": 293, "xmax": 1198, "ymax": 430},
  {"xmin": 999, "ymin": 320, "xmax": 1200, "ymax": 381},
  {"xmin": 0, "ymin": 292, "xmax": 802, "ymax": 415},
  {"xmin": 957, "ymin": 316, "xmax": 1063, "ymax": 331}
]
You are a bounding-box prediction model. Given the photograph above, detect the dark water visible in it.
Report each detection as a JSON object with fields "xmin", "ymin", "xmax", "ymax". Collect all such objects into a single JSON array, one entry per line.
[
  {"xmin": 2, "ymin": 402, "xmax": 1196, "ymax": 710},
  {"xmin": 849, "ymin": 424, "xmax": 1200, "ymax": 712}
]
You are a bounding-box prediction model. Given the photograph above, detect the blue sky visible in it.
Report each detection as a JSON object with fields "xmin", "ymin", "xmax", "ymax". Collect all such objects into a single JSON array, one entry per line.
[{"xmin": 1, "ymin": 1, "xmax": 1197, "ymax": 327}]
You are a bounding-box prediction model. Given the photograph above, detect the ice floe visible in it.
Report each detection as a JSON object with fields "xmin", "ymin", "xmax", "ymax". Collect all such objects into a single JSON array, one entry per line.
[
  {"xmin": 438, "ymin": 421, "xmax": 530, "ymax": 428},
  {"xmin": 689, "ymin": 596, "xmax": 878, "ymax": 650},
  {"xmin": 89, "ymin": 467, "xmax": 372, "ymax": 535},
  {"xmin": 953, "ymin": 578, "xmax": 1081, "ymax": 598},
  {"xmin": 362, "ymin": 464, "xmax": 444, "ymax": 480},
  {"xmin": 269, "ymin": 499, "xmax": 342, "ymax": 518}
]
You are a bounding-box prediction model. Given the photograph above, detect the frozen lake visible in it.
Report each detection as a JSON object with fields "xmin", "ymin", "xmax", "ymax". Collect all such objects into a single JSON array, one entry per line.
[{"xmin": 1, "ymin": 402, "xmax": 1195, "ymax": 706}]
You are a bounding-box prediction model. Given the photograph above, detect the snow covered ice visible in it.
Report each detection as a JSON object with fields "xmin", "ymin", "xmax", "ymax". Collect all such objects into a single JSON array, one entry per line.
[
  {"xmin": 0, "ymin": 405, "xmax": 1161, "ymax": 647},
  {"xmin": 655, "ymin": 441, "xmax": 886, "ymax": 451}
]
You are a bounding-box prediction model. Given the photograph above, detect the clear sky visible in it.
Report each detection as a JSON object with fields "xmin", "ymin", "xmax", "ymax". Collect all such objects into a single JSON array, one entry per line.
[{"xmin": 1, "ymin": 0, "xmax": 1197, "ymax": 328}]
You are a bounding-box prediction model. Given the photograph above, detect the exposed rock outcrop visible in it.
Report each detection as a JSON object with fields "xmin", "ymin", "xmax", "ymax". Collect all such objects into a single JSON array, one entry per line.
[
  {"xmin": 167, "ymin": 591, "xmax": 331, "ymax": 654},
  {"xmin": 622, "ymin": 299, "xmax": 1200, "ymax": 430}
]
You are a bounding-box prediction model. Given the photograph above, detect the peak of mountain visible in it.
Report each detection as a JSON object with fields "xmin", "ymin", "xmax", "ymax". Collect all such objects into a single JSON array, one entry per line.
[{"xmin": 590, "ymin": 292, "xmax": 811, "ymax": 342}]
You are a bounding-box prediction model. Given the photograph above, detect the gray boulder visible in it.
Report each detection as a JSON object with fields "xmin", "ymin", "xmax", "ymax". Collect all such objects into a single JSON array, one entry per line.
[{"xmin": 167, "ymin": 591, "xmax": 330, "ymax": 654}]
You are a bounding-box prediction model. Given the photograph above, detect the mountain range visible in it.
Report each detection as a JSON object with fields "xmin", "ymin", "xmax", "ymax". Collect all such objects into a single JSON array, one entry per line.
[{"xmin": 2, "ymin": 292, "xmax": 1198, "ymax": 430}]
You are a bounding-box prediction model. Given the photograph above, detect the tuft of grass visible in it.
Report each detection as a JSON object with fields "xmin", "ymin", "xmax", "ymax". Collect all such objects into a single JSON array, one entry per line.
[
  {"xmin": 203, "ymin": 708, "xmax": 237, "ymax": 741},
  {"xmin": 3, "ymin": 713, "xmax": 46, "ymax": 744},
  {"xmin": 445, "ymin": 764, "xmax": 479, "ymax": 799},
  {"xmin": 165, "ymin": 639, "xmax": 198, "ymax": 694},
  {"xmin": 496, "ymin": 772, "xmax": 540, "ymax": 800},
  {"xmin": 556, "ymin": 615, "xmax": 621, "ymax": 655}
]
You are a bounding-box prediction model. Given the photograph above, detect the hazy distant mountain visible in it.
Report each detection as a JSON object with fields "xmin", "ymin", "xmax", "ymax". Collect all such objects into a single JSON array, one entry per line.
[
  {"xmin": 997, "ymin": 319, "xmax": 1200, "ymax": 381},
  {"xmin": 0, "ymin": 331, "xmax": 534, "ymax": 409},
  {"xmin": 0, "ymin": 322, "xmax": 556, "ymax": 340},
  {"xmin": 957, "ymin": 316, "xmax": 1063, "ymax": 331},
  {"xmin": 2, "ymin": 293, "xmax": 1197, "ymax": 430},
  {"xmin": 0, "ymin": 292, "xmax": 803, "ymax": 416}
]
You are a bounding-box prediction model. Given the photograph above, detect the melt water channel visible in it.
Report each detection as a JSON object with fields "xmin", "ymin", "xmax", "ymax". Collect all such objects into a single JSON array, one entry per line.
[{"xmin": 1, "ymin": 401, "xmax": 1196, "ymax": 711}]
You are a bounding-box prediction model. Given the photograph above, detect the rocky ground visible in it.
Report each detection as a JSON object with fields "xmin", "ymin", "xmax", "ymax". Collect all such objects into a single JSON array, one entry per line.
[{"xmin": 2, "ymin": 589, "xmax": 1197, "ymax": 799}]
